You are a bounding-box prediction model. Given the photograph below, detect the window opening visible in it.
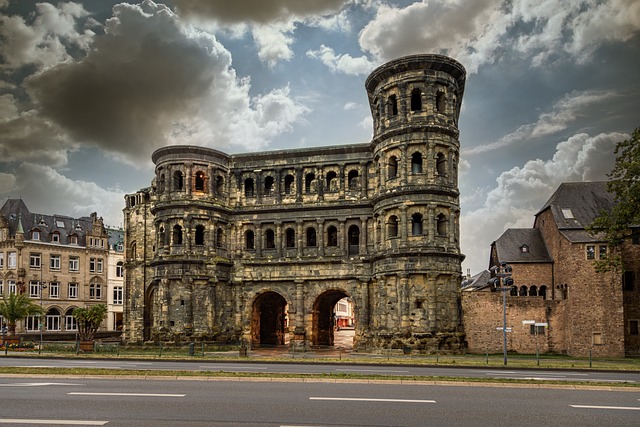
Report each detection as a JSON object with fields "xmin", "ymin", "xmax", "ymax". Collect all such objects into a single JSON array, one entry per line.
[
  {"xmin": 347, "ymin": 170, "xmax": 359, "ymax": 190},
  {"xmin": 306, "ymin": 227, "xmax": 317, "ymax": 247},
  {"xmin": 285, "ymin": 228, "xmax": 295, "ymax": 248},
  {"xmin": 436, "ymin": 213, "xmax": 447, "ymax": 236},
  {"xmin": 246, "ymin": 230, "xmax": 255, "ymax": 250},
  {"xmin": 173, "ymin": 171, "xmax": 184, "ymax": 191},
  {"xmin": 411, "ymin": 152, "xmax": 422, "ymax": 173},
  {"xmin": 172, "ymin": 225, "xmax": 183, "ymax": 245},
  {"xmin": 327, "ymin": 226, "xmax": 338, "ymax": 247},
  {"xmin": 388, "ymin": 156, "xmax": 398, "ymax": 179},
  {"xmin": 436, "ymin": 153, "xmax": 447, "ymax": 176},
  {"xmin": 194, "ymin": 171, "xmax": 205, "ymax": 191},
  {"xmin": 411, "ymin": 88, "xmax": 422, "ymax": 111},
  {"xmin": 305, "ymin": 173, "xmax": 315, "ymax": 194},
  {"xmin": 265, "ymin": 229, "xmax": 275, "ymax": 249},
  {"xmin": 264, "ymin": 176, "xmax": 274, "ymax": 196},
  {"xmin": 284, "ymin": 175, "xmax": 294, "ymax": 195},
  {"xmin": 388, "ymin": 216, "xmax": 398, "ymax": 238},
  {"xmin": 195, "ymin": 225, "xmax": 205, "ymax": 246},
  {"xmin": 348, "ymin": 225, "xmax": 359, "ymax": 255},
  {"xmin": 436, "ymin": 91, "xmax": 446, "ymax": 113},
  {"xmin": 411, "ymin": 213, "xmax": 423, "ymax": 235},
  {"xmin": 388, "ymin": 94, "xmax": 398, "ymax": 116},
  {"xmin": 326, "ymin": 171, "xmax": 338, "ymax": 192},
  {"xmin": 245, "ymin": 178, "xmax": 255, "ymax": 198}
]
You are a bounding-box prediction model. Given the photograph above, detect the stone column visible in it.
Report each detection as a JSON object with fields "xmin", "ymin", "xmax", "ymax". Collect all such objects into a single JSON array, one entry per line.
[
  {"xmin": 338, "ymin": 164, "xmax": 345, "ymax": 199},
  {"xmin": 295, "ymin": 167, "xmax": 303, "ymax": 202},
  {"xmin": 360, "ymin": 161, "xmax": 368, "ymax": 199},
  {"xmin": 275, "ymin": 221, "xmax": 282, "ymax": 258},
  {"xmin": 275, "ymin": 169, "xmax": 282, "ymax": 204},
  {"xmin": 185, "ymin": 162, "xmax": 193, "ymax": 196},
  {"xmin": 399, "ymin": 273, "xmax": 409, "ymax": 327},
  {"xmin": 255, "ymin": 223, "xmax": 262, "ymax": 257},
  {"xmin": 400, "ymin": 205, "xmax": 408, "ymax": 247},
  {"xmin": 339, "ymin": 220, "xmax": 346, "ymax": 256},
  {"xmin": 296, "ymin": 220, "xmax": 303, "ymax": 257},
  {"xmin": 294, "ymin": 279, "xmax": 305, "ymax": 346},
  {"xmin": 400, "ymin": 144, "xmax": 408, "ymax": 185},
  {"xmin": 359, "ymin": 216, "xmax": 368, "ymax": 255},
  {"xmin": 317, "ymin": 219, "xmax": 324, "ymax": 256}
]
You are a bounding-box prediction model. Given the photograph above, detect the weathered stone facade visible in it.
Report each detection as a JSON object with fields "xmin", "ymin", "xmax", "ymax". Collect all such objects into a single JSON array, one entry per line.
[
  {"xmin": 462, "ymin": 182, "xmax": 640, "ymax": 357},
  {"xmin": 123, "ymin": 54, "xmax": 466, "ymax": 351}
]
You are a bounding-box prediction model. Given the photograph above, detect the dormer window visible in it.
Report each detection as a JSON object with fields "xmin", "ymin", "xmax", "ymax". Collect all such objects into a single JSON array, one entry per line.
[
  {"xmin": 520, "ymin": 244, "xmax": 529, "ymax": 253},
  {"xmin": 561, "ymin": 209, "xmax": 574, "ymax": 219},
  {"xmin": 39, "ymin": 218, "xmax": 47, "ymax": 227},
  {"xmin": 51, "ymin": 232, "xmax": 60, "ymax": 243},
  {"xmin": 32, "ymin": 230, "xmax": 40, "ymax": 240},
  {"xmin": 69, "ymin": 235, "xmax": 78, "ymax": 245}
]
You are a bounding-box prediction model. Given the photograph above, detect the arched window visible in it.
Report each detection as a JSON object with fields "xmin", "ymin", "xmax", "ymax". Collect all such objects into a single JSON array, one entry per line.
[
  {"xmin": 305, "ymin": 173, "xmax": 315, "ymax": 193},
  {"xmin": 519, "ymin": 286, "xmax": 528, "ymax": 297},
  {"xmin": 216, "ymin": 227, "xmax": 224, "ymax": 248},
  {"xmin": 436, "ymin": 153, "xmax": 447, "ymax": 176},
  {"xmin": 130, "ymin": 242, "xmax": 137, "ymax": 260},
  {"xmin": 436, "ymin": 213, "xmax": 447, "ymax": 237},
  {"xmin": 306, "ymin": 227, "xmax": 317, "ymax": 247},
  {"xmin": 264, "ymin": 176, "xmax": 274, "ymax": 196},
  {"xmin": 529, "ymin": 285, "xmax": 538, "ymax": 297},
  {"xmin": 411, "ymin": 213, "xmax": 423, "ymax": 236},
  {"xmin": 195, "ymin": 225, "xmax": 205, "ymax": 246},
  {"xmin": 436, "ymin": 91, "xmax": 446, "ymax": 113},
  {"xmin": 158, "ymin": 226, "xmax": 165, "ymax": 247},
  {"xmin": 245, "ymin": 230, "xmax": 255, "ymax": 250},
  {"xmin": 327, "ymin": 226, "xmax": 338, "ymax": 247},
  {"xmin": 215, "ymin": 175, "xmax": 224, "ymax": 195},
  {"xmin": 172, "ymin": 225, "xmax": 183, "ymax": 245},
  {"xmin": 326, "ymin": 171, "xmax": 338, "ymax": 192},
  {"xmin": 89, "ymin": 280, "xmax": 102, "ymax": 300},
  {"xmin": 348, "ymin": 225, "xmax": 359, "ymax": 255},
  {"xmin": 411, "ymin": 88, "xmax": 422, "ymax": 111},
  {"xmin": 388, "ymin": 215, "xmax": 398, "ymax": 238},
  {"xmin": 285, "ymin": 228, "xmax": 295, "ymax": 248},
  {"xmin": 116, "ymin": 261, "xmax": 123, "ymax": 278},
  {"xmin": 388, "ymin": 156, "xmax": 398, "ymax": 179},
  {"xmin": 348, "ymin": 170, "xmax": 359, "ymax": 190},
  {"xmin": 245, "ymin": 178, "xmax": 255, "ymax": 197},
  {"xmin": 194, "ymin": 171, "xmax": 205, "ymax": 191},
  {"xmin": 539, "ymin": 285, "xmax": 547, "ymax": 300},
  {"xmin": 411, "ymin": 152, "xmax": 423, "ymax": 174},
  {"xmin": 46, "ymin": 308, "xmax": 61, "ymax": 331},
  {"xmin": 510, "ymin": 286, "xmax": 518, "ymax": 296},
  {"xmin": 265, "ymin": 229, "xmax": 275, "ymax": 249},
  {"xmin": 173, "ymin": 171, "xmax": 183, "ymax": 191},
  {"xmin": 284, "ymin": 174, "xmax": 294, "ymax": 194},
  {"xmin": 64, "ymin": 308, "xmax": 77, "ymax": 331},
  {"xmin": 388, "ymin": 94, "xmax": 398, "ymax": 116}
]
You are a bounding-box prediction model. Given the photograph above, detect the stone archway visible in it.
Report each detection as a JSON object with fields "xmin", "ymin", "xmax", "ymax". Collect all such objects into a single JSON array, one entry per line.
[
  {"xmin": 312, "ymin": 289, "xmax": 350, "ymax": 346},
  {"xmin": 251, "ymin": 291, "xmax": 287, "ymax": 347},
  {"xmin": 143, "ymin": 283, "xmax": 158, "ymax": 342}
]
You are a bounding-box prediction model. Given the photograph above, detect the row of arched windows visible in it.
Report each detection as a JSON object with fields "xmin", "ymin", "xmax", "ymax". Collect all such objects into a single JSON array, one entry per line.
[
  {"xmin": 510, "ymin": 285, "xmax": 548, "ymax": 299},
  {"xmin": 385, "ymin": 151, "xmax": 447, "ymax": 179},
  {"xmin": 382, "ymin": 212, "xmax": 448, "ymax": 238},
  {"xmin": 244, "ymin": 224, "xmax": 361, "ymax": 254},
  {"xmin": 375, "ymin": 86, "xmax": 456, "ymax": 124},
  {"xmin": 159, "ymin": 224, "xmax": 225, "ymax": 248},
  {"xmin": 156, "ymin": 170, "xmax": 225, "ymax": 195}
]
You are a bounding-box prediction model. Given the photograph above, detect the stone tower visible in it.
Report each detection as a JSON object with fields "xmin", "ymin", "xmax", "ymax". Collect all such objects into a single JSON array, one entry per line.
[{"xmin": 123, "ymin": 54, "xmax": 466, "ymax": 351}]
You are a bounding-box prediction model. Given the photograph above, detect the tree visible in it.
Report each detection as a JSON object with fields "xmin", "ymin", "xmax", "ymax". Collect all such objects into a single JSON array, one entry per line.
[
  {"xmin": 0, "ymin": 293, "xmax": 44, "ymax": 336},
  {"xmin": 588, "ymin": 128, "xmax": 640, "ymax": 272},
  {"xmin": 73, "ymin": 304, "xmax": 108, "ymax": 341}
]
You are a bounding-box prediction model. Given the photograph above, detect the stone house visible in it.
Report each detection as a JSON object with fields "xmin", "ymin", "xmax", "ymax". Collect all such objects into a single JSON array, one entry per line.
[
  {"xmin": 462, "ymin": 181, "xmax": 640, "ymax": 357},
  {"xmin": 123, "ymin": 54, "xmax": 468, "ymax": 351},
  {"xmin": 0, "ymin": 199, "xmax": 112, "ymax": 338}
]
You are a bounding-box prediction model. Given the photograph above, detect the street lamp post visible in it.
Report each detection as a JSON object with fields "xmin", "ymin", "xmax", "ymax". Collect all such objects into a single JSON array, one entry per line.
[
  {"xmin": 39, "ymin": 273, "xmax": 47, "ymax": 355},
  {"xmin": 489, "ymin": 262, "xmax": 513, "ymax": 366}
]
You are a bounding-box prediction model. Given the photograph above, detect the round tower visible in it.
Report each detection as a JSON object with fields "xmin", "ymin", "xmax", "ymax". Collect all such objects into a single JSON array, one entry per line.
[{"xmin": 365, "ymin": 54, "xmax": 466, "ymax": 350}]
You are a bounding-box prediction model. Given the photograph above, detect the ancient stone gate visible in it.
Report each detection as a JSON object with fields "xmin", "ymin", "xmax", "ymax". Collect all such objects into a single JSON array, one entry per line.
[{"xmin": 124, "ymin": 54, "xmax": 467, "ymax": 351}]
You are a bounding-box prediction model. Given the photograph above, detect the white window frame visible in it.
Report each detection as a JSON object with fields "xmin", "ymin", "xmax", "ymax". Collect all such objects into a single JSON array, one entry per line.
[
  {"xmin": 50, "ymin": 254, "xmax": 61, "ymax": 271},
  {"xmin": 46, "ymin": 314, "xmax": 61, "ymax": 331},
  {"xmin": 113, "ymin": 286, "xmax": 123, "ymax": 305},
  {"xmin": 89, "ymin": 257, "xmax": 96, "ymax": 272},
  {"xmin": 25, "ymin": 315, "xmax": 39, "ymax": 332},
  {"xmin": 89, "ymin": 283, "xmax": 102, "ymax": 300},
  {"xmin": 7, "ymin": 280, "xmax": 16, "ymax": 295},
  {"xmin": 32, "ymin": 230, "xmax": 40, "ymax": 240},
  {"xmin": 29, "ymin": 253, "xmax": 41, "ymax": 269},
  {"xmin": 97, "ymin": 258, "xmax": 103, "ymax": 273},
  {"xmin": 69, "ymin": 257, "xmax": 79, "ymax": 272},
  {"xmin": 116, "ymin": 262, "xmax": 123, "ymax": 278},
  {"xmin": 29, "ymin": 281, "xmax": 40, "ymax": 298},
  {"xmin": 65, "ymin": 315, "xmax": 77, "ymax": 331},
  {"xmin": 49, "ymin": 281, "xmax": 59, "ymax": 299},
  {"xmin": 68, "ymin": 283, "xmax": 78, "ymax": 299},
  {"xmin": 51, "ymin": 233, "xmax": 60, "ymax": 243},
  {"xmin": 7, "ymin": 252, "xmax": 16, "ymax": 269},
  {"xmin": 0, "ymin": 252, "xmax": 3, "ymax": 269},
  {"xmin": 0, "ymin": 279, "xmax": 4, "ymax": 295}
]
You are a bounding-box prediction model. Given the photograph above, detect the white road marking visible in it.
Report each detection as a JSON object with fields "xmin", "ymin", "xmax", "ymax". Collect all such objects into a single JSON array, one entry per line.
[
  {"xmin": 68, "ymin": 392, "xmax": 185, "ymax": 397},
  {"xmin": 0, "ymin": 419, "xmax": 107, "ymax": 425},
  {"xmin": 337, "ymin": 369, "xmax": 410, "ymax": 373},
  {"xmin": 310, "ymin": 397, "xmax": 435, "ymax": 403},
  {"xmin": 199, "ymin": 365, "xmax": 268, "ymax": 370},
  {"xmin": 571, "ymin": 405, "xmax": 640, "ymax": 411},
  {"xmin": 0, "ymin": 382, "xmax": 83, "ymax": 387}
]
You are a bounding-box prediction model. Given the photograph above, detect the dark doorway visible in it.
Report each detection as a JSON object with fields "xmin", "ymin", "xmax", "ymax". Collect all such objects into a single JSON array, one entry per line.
[
  {"xmin": 312, "ymin": 290, "xmax": 351, "ymax": 346},
  {"xmin": 251, "ymin": 292, "xmax": 287, "ymax": 347}
]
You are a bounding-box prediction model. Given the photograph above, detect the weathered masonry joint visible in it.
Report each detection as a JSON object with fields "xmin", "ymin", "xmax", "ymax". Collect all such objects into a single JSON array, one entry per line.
[{"xmin": 124, "ymin": 54, "xmax": 467, "ymax": 351}]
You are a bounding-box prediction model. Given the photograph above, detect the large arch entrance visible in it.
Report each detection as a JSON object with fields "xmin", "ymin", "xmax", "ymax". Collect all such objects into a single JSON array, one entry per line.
[
  {"xmin": 251, "ymin": 292, "xmax": 287, "ymax": 347},
  {"xmin": 312, "ymin": 290, "xmax": 353, "ymax": 347},
  {"xmin": 143, "ymin": 282, "xmax": 158, "ymax": 342}
]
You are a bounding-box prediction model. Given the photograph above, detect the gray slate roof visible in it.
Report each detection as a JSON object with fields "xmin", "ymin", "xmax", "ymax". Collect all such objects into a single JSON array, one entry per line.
[
  {"xmin": 461, "ymin": 269, "xmax": 492, "ymax": 291},
  {"xmin": 493, "ymin": 228, "xmax": 552, "ymax": 263}
]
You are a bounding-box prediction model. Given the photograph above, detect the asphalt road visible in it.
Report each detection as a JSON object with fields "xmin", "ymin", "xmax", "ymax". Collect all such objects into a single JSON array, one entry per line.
[
  {"xmin": 0, "ymin": 356, "xmax": 638, "ymax": 384},
  {"xmin": 0, "ymin": 376, "xmax": 638, "ymax": 426}
]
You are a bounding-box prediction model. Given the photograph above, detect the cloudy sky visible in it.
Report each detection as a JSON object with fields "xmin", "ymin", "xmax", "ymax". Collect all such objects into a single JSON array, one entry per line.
[{"xmin": 1, "ymin": 0, "xmax": 638, "ymax": 274}]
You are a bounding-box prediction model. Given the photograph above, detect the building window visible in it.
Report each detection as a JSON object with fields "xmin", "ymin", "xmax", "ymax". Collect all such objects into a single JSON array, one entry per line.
[
  {"xmin": 306, "ymin": 227, "xmax": 317, "ymax": 247},
  {"xmin": 244, "ymin": 178, "xmax": 255, "ymax": 198},
  {"xmin": 630, "ymin": 320, "xmax": 639, "ymax": 336},
  {"xmin": 348, "ymin": 225, "xmax": 359, "ymax": 256},
  {"xmin": 0, "ymin": 252, "xmax": 4, "ymax": 269},
  {"xmin": 194, "ymin": 171, "xmax": 205, "ymax": 191},
  {"xmin": 411, "ymin": 213, "xmax": 423, "ymax": 236},
  {"xmin": 50, "ymin": 254, "xmax": 61, "ymax": 271},
  {"xmin": 195, "ymin": 225, "xmax": 205, "ymax": 246},
  {"xmin": 265, "ymin": 229, "xmax": 275, "ymax": 249},
  {"xmin": 347, "ymin": 170, "xmax": 359, "ymax": 190},
  {"xmin": 0, "ymin": 280, "xmax": 3, "ymax": 295},
  {"xmin": 387, "ymin": 215, "xmax": 398, "ymax": 238},
  {"xmin": 89, "ymin": 283, "xmax": 102, "ymax": 300},
  {"xmin": 388, "ymin": 94, "xmax": 398, "ymax": 116},
  {"xmin": 90, "ymin": 258, "xmax": 96, "ymax": 272},
  {"xmin": 285, "ymin": 228, "xmax": 295, "ymax": 248},
  {"xmin": 410, "ymin": 88, "xmax": 422, "ymax": 111},
  {"xmin": 284, "ymin": 175, "xmax": 294, "ymax": 195},
  {"xmin": 113, "ymin": 286, "xmax": 123, "ymax": 305},
  {"xmin": 264, "ymin": 176, "xmax": 274, "ymax": 196},
  {"xmin": 49, "ymin": 282, "xmax": 59, "ymax": 299},
  {"xmin": 215, "ymin": 175, "xmax": 224, "ymax": 195},
  {"xmin": 529, "ymin": 325, "xmax": 545, "ymax": 335},
  {"xmin": 68, "ymin": 283, "xmax": 78, "ymax": 299},
  {"xmin": 411, "ymin": 152, "xmax": 423, "ymax": 174},
  {"xmin": 25, "ymin": 315, "xmax": 39, "ymax": 332},
  {"xmin": 29, "ymin": 281, "xmax": 40, "ymax": 298},
  {"xmin": 69, "ymin": 256, "xmax": 79, "ymax": 272},
  {"xmin": 65, "ymin": 311, "xmax": 77, "ymax": 331},
  {"xmin": 51, "ymin": 233, "xmax": 60, "ymax": 243},
  {"xmin": 327, "ymin": 226, "xmax": 338, "ymax": 247},
  {"xmin": 539, "ymin": 285, "xmax": 547, "ymax": 300},
  {"xmin": 388, "ymin": 156, "xmax": 398, "ymax": 179},
  {"xmin": 632, "ymin": 228, "xmax": 640, "ymax": 245},
  {"xmin": 7, "ymin": 252, "xmax": 16, "ymax": 269},
  {"xmin": 172, "ymin": 225, "xmax": 183, "ymax": 245},
  {"xmin": 30, "ymin": 253, "xmax": 41, "ymax": 268},
  {"xmin": 116, "ymin": 261, "xmax": 124, "ymax": 278},
  {"xmin": 69, "ymin": 235, "xmax": 78, "ymax": 245},
  {"xmin": 32, "ymin": 230, "xmax": 40, "ymax": 240},
  {"xmin": 305, "ymin": 173, "xmax": 315, "ymax": 194},
  {"xmin": 586, "ymin": 245, "xmax": 595, "ymax": 259},
  {"xmin": 216, "ymin": 228, "xmax": 224, "ymax": 248},
  {"xmin": 592, "ymin": 332, "xmax": 603, "ymax": 345},
  {"xmin": 326, "ymin": 171, "xmax": 338, "ymax": 192},
  {"xmin": 173, "ymin": 171, "xmax": 184, "ymax": 191},
  {"xmin": 46, "ymin": 308, "xmax": 61, "ymax": 331},
  {"xmin": 245, "ymin": 230, "xmax": 255, "ymax": 250},
  {"xmin": 436, "ymin": 213, "xmax": 447, "ymax": 237},
  {"xmin": 436, "ymin": 91, "xmax": 446, "ymax": 113},
  {"xmin": 7, "ymin": 280, "xmax": 16, "ymax": 295},
  {"xmin": 623, "ymin": 271, "xmax": 635, "ymax": 292},
  {"xmin": 436, "ymin": 153, "xmax": 447, "ymax": 176},
  {"xmin": 599, "ymin": 245, "xmax": 607, "ymax": 259}
]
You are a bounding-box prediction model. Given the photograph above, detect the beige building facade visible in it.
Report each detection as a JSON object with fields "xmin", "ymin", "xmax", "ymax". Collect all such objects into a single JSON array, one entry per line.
[{"xmin": 123, "ymin": 54, "xmax": 467, "ymax": 351}]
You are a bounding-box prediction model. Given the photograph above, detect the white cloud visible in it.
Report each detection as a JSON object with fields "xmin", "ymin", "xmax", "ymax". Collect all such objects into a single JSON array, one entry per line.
[
  {"xmin": 251, "ymin": 22, "xmax": 295, "ymax": 66},
  {"xmin": 0, "ymin": 2, "xmax": 94, "ymax": 70},
  {"xmin": 461, "ymin": 131, "xmax": 626, "ymax": 274},
  {"xmin": 18, "ymin": 1, "xmax": 308, "ymax": 163},
  {"xmin": 464, "ymin": 90, "xmax": 619, "ymax": 155},
  {"xmin": 0, "ymin": 163, "xmax": 125, "ymax": 228},
  {"xmin": 306, "ymin": 44, "xmax": 375, "ymax": 75}
]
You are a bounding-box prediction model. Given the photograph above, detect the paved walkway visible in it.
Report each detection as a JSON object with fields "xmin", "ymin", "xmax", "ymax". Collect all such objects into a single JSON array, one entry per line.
[{"xmin": 249, "ymin": 328, "xmax": 355, "ymax": 359}]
